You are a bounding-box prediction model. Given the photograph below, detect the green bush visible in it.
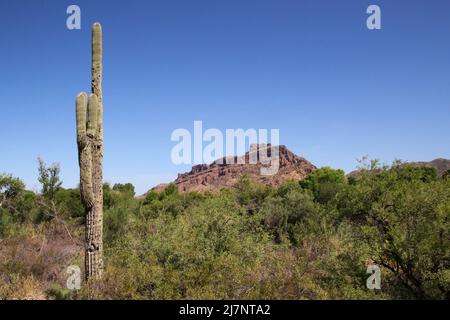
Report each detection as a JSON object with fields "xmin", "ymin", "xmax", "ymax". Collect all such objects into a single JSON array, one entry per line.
[
  {"xmin": 54, "ymin": 188, "xmax": 84, "ymax": 220},
  {"xmin": 335, "ymin": 164, "xmax": 450, "ymax": 299},
  {"xmin": 1, "ymin": 161, "xmax": 449, "ymax": 300},
  {"xmin": 112, "ymin": 183, "xmax": 136, "ymax": 198},
  {"xmin": 300, "ymin": 167, "xmax": 346, "ymax": 203}
]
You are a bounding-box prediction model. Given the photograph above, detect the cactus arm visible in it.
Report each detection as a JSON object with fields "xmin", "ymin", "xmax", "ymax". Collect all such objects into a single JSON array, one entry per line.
[
  {"xmin": 79, "ymin": 145, "xmax": 94, "ymax": 209},
  {"xmin": 87, "ymin": 94, "xmax": 98, "ymax": 138},
  {"xmin": 76, "ymin": 92, "xmax": 94, "ymax": 209},
  {"xmin": 76, "ymin": 92, "xmax": 87, "ymax": 147}
]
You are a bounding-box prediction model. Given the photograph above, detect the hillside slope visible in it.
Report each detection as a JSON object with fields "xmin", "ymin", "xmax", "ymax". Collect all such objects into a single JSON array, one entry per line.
[{"xmin": 152, "ymin": 144, "xmax": 316, "ymax": 192}]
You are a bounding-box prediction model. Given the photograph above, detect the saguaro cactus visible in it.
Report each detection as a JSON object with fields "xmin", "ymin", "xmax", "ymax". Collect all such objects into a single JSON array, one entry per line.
[{"xmin": 76, "ymin": 22, "xmax": 104, "ymax": 280}]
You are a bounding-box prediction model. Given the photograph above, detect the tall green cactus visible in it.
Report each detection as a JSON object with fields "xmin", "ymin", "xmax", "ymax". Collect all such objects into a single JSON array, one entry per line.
[{"xmin": 76, "ymin": 22, "xmax": 104, "ymax": 281}]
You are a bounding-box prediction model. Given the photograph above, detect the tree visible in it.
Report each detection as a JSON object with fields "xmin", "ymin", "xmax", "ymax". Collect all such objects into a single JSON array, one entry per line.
[
  {"xmin": 261, "ymin": 187, "xmax": 319, "ymax": 244},
  {"xmin": 392, "ymin": 163, "xmax": 437, "ymax": 183},
  {"xmin": 54, "ymin": 188, "xmax": 84, "ymax": 220},
  {"xmin": 143, "ymin": 190, "xmax": 159, "ymax": 204},
  {"xmin": 0, "ymin": 174, "xmax": 32, "ymax": 236},
  {"xmin": 234, "ymin": 175, "xmax": 272, "ymax": 214},
  {"xmin": 300, "ymin": 167, "xmax": 346, "ymax": 203},
  {"xmin": 37, "ymin": 157, "xmax": 62, "ymax": 200},
  {"xmin": 113, "ymin": 183, "xmax": 135, "ymax": 198},
  {"xmin": 336, "ymin": 164, "xmax": 450, "ymax": 299},
  {"xmin": 0, "ymin": 174, "xmax": 25, "ymax": 215}
]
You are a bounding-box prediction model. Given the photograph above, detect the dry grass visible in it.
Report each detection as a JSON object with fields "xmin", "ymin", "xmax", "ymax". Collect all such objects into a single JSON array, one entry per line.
[{"xmin": 0, "ymin": 221, "xmax": 83, "ymax": 300}]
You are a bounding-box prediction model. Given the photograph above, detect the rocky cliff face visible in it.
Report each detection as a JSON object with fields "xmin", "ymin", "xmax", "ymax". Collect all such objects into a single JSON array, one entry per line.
[{"xmin": 154, "ymin": 144, "xmax": 316, "ymax": 193}]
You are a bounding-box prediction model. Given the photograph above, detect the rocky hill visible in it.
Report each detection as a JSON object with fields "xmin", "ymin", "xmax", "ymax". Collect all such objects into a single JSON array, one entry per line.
[
  {"xmin": 412, "ymin": 158, "xmax": 450, "ymax": 176},
  {"xmin": 152, "ymin": 144, "xmax": 316, "ymax": 192}
]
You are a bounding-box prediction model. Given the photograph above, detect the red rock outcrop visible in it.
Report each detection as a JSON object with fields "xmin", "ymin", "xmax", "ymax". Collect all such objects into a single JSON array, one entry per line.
[{"xmin": 155, "ymin": 144, "xmax": 316, "ymax": 193}]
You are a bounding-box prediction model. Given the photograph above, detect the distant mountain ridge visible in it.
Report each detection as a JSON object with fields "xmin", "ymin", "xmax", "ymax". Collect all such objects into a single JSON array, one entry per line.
[
  {"xmin": 150, "ymin": 147, "xmax": 450, "ymax": 193},
  {"xmin": 411, "ymin": 158, "xmax": 450, "ymax": 177},
  {"xmin": 346, "ymin": 158, "xmax": 450, "ymax": 178},
  {"xmin": 152, "ymin": 144, "xmax": 316, "ymax": 193}
]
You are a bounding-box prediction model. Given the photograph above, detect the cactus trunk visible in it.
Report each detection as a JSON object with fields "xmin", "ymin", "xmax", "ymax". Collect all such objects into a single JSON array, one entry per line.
[{"xmin": 76, "ymin": 23, "xmax": 104, "ymax": 281}]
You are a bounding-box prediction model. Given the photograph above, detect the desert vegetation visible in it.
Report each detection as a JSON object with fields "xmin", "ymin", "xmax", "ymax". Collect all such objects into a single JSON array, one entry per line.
[{"xmin": 0, "ymin": 159, "xmax": 449, "ymax": 300}]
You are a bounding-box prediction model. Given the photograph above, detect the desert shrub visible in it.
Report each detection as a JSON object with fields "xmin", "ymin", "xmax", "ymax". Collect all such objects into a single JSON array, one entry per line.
[
  {"xmin": 300, "ymin": 167, "xmax": 346, "ymax": 204},
  {"xmin": 443, "ymin": 169, "xmax": 450, "ymax": 180},
  {"xmin": 103, "ymin": 183, "xmax": 115, "ymax": 209},
  {"xmin": 164, "ymin": 183, "xmax": 178, "ymax": 196},
  {"xmin": 84, "ymin": 192, "xmax": 275, "ymax": 299},
  {"xmin": 393, "ymin": 163, "xmax": 437, "ymax": 183},
  {"xmin": 143, "ymin": 190, "xmax": 159, "ymax": 204},
  {"xmin": 0, "ymin": 173, "xmax": 26, "ymax": 200},
  {"xmin": 260, "ymin": 188, "xmax": 320, "ymax": 245},
  {"xmin": 139, "ymin": 190, "xmax": 205, "ymax": 220},
  {"xmin": 103, "ymin": 182, "xmax": 137, "ymax": 210},
  {"xmin": 0, "ymin": 210, "xmax": 15, "ymax": 238},
  {"xmin": 112, "ymin": 183, "xmax": 136, "ymax": 198},
  {"xmin": 0, "ymin": 174, "xmax": 29, "ymax": 236},
  {"xmin": 275, "ymin": 180, "xmax": 303, "ymax": 197},
  {"xmin": 234, "ymin": 175, "xmax": 273, "ymax": 214},
  {"xmin": 335, "ymin": 163, "xmax": 450, "ymax": 299},
  {"xmin": 104, "ymin": 197, "xmax": 139, "ymax": 244},
  {"xmin": 0, "ymin": 274, "xmax": 45, "ymax": 300},
  {"xmin": 53, "ymin": 188, "xmax": 84, "ymax": 221},
  {"xmin": 1, "ymin": 161, "xmax": 449, "ymax": 300},
  {"xmin": 45, "ymin": 284, "xmax": 74, "ymax": 300}
]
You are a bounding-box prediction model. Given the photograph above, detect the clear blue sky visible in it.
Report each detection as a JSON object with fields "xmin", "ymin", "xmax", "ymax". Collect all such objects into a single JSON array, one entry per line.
[{"xmin": 1, "ymin": 0, "xmax": 449, "ymax": 194}]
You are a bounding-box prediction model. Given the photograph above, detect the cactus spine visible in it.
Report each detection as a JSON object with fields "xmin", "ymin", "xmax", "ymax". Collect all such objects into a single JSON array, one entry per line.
[{"xmin": 76, "ymin": 22, "xmax": 104, "ymax": 280}]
